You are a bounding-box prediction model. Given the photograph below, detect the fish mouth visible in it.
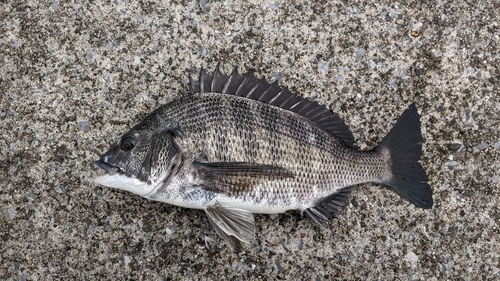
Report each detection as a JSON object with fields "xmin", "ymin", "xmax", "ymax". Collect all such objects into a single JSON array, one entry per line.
[{"xmin": 91, "ymin": 159, "xmax": 121, "ymax": 175}]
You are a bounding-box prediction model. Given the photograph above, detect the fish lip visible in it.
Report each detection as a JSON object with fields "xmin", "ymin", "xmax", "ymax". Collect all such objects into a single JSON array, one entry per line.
[{"xmin": 91, "ymin": 159, "xmax": 120, "ymax": 175}]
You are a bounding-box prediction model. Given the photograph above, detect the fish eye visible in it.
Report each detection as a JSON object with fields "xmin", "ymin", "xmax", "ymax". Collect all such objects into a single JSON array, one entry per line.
[{"xmin": 120, "ymin": 135, "xmax": 136, "ymax": 151}]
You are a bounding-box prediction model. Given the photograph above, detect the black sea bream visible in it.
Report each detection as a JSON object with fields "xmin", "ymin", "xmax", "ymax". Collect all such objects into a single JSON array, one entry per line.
[{"xmin": 92, "ymin": 65, "xmax": 433, "ymax": 251}]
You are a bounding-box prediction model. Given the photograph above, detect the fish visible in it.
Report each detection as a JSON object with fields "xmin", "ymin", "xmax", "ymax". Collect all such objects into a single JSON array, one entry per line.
[{"xmin": 92, "ymin": 64, "xmax": 433, "ymax": 251}]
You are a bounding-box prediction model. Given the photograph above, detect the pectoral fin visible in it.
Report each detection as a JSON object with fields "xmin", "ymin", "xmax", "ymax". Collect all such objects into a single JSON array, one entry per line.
[
  {"xmin": 194, "ymin": 161, "xmax": 294, "ymax": 195},
  {"xmin": 193, "ymin": 161, "xmax": 293, "ymax": 177},
  {"xmin": 205, "ymin": 206, "xmax": 255, "ymax": 252}
]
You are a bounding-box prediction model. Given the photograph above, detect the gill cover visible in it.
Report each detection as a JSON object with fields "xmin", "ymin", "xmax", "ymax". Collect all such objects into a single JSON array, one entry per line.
[{"xmin": 93, "ymin": 113, "xmax": 182, "ymax": 196}]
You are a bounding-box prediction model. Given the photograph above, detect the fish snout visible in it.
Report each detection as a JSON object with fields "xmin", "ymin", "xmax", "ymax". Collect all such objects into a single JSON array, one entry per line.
[{"xmin": 91, "ymin": 159, "xmax": 119, "ymax": 175}]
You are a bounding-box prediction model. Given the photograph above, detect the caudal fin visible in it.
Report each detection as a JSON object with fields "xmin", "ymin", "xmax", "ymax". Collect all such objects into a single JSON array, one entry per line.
[{"xmin": 376, "ymin": 103, "xmax": 433, "ymax": 209}]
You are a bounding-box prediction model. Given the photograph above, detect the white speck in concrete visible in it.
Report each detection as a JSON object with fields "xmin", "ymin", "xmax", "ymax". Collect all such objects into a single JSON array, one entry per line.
[
  {"xmin": 319, "ymin": 61, "xmax": 328, "ymax": 73},
  {"xmin": 10, "ymin": 38, "xmax": 19, "ymax": 48},
  {"xmin": 411, "ymin": 22, "xmax": 423, "ymax": 30},
  {"xmin": 200, "ymin": 0, "xmax": 207, "ymax": 13},
  {"xmin": 78, "ymin": 120, "xmax": 90, "ymax": 131},
  {"xmin": 54, "ymin": 77, "xmax": 63, "ymax": 85},
  {"xmin": 356, "ymin": 48, "xmax": 365, "ymax": 60},
  {"xmin": 269, "ymin": 3, "xmax": 279, "ymax": 10},
  {"xmin": 407, "ymin": 252, "xmax": 418, "ymax": 262},
  {"xmin": 10, "ymin": 142, "xmax": 18, "ymax": 152},
  {"xmin": 8, "ymin": 209, "xmax": 16, "ymax": 219}
]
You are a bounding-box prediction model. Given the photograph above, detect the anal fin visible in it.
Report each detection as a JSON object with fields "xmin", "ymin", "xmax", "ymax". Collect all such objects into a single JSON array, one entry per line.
[
  {"xmin": 304, "ymin": 186, "xmax": 354, "ymax": 228},
  {"xmin": 205, "ymin": 206, "xmax": 255, "ymax": 252}
]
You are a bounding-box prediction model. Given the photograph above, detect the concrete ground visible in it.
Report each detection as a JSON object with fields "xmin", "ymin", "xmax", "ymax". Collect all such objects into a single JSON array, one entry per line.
[{"xmin": 1, "ymin": 0, "xmax": 499, "ymax": 280}]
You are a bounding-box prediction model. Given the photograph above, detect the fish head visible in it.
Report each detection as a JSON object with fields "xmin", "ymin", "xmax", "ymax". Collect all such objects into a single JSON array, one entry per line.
[{"xmin": 92, "ymin": 120, "xmax": 181, "ymax": 196}]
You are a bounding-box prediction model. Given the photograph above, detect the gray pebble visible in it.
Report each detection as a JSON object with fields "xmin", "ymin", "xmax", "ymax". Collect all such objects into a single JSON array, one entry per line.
[
  {"xmin": 8, "ymin": 209, "xmax": 16, "ymax": 219},
  {"xmin": 78, "ymin": 120, "xmax": 90, "ymax": 131},
  {"xmin": 356, "ymin": 48, "xmax": 365, "ymax": 60}
]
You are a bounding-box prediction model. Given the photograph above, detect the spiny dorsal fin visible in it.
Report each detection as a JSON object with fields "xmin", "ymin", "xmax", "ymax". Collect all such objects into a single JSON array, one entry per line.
[{"xmin": 189, "ymin": 64, "xmax": 357, "ymax": 148}]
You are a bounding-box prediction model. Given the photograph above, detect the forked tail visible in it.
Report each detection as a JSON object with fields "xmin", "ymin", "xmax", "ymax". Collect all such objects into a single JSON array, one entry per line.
[{"xmin": 376, "ymin": 103, "xmax": 433, "ymax": 208}]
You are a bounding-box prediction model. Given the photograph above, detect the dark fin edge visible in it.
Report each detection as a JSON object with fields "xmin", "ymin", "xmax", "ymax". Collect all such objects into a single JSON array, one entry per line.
[
  {"xmin": 304, "ymin": 186, "xmax": 354, "ymax": 228},
  {"xmin": 205, "ymin": 206, "xmax": 256, "ymax": 253},
  {"xmin": 190, "ymin": 64, "xmax": 357, "ymax": 148},
  {"xmin": 376, "ymin": 103, "xmax": 433, "ymax": 209}
]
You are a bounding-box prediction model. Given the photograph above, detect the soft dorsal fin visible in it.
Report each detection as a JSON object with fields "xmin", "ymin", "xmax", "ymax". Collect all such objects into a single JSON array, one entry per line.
[{"xmin": 189, "ymin": 64, "xmax": 357, "ymax": 148}]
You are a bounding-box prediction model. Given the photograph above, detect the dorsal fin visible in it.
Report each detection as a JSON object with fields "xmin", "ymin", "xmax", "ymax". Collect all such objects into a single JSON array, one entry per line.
[{"xmin": 189, "ymin": 65, "xmax": 357, "ymax": 148}]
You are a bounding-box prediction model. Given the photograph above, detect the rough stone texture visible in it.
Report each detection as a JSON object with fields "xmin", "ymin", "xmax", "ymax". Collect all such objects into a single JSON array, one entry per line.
[{"xmin": 1, "ymin": 0, "xmax": 499, "ymax": 280}]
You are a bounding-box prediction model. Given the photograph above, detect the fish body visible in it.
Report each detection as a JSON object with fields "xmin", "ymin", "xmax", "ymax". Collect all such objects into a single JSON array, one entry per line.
[{"xmin": 93, "ymin": 65, "xmax": 432, "ymax": 251}]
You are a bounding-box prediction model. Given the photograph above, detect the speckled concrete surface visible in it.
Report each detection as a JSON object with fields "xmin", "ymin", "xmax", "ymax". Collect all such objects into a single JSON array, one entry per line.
[{"xmin": 1, "ymin": 0, "xmax": 499, "ymax": 280}]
